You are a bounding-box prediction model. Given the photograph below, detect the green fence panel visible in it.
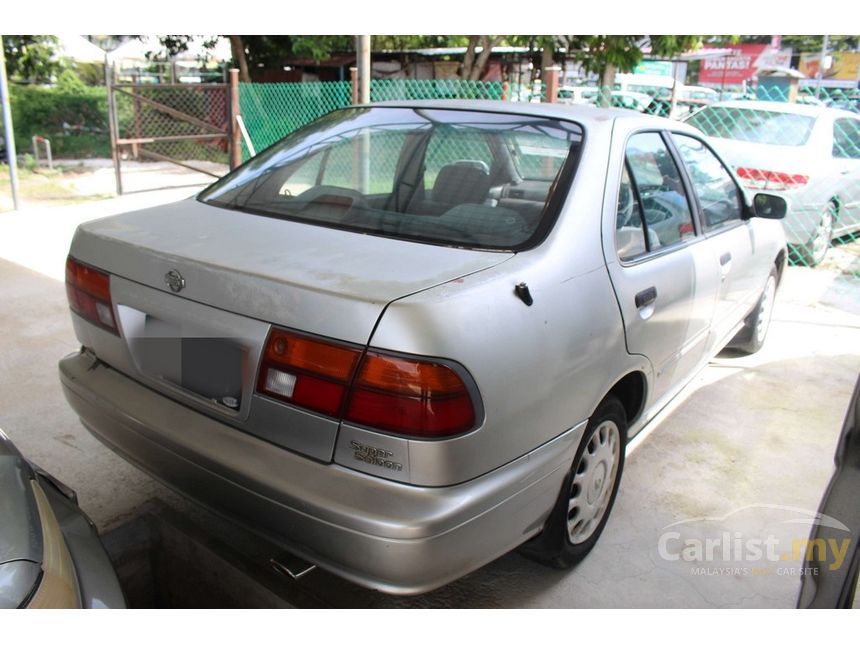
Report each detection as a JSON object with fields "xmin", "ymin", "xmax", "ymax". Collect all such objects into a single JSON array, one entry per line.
[
  {"xmin": 239, "ymin": 81, "xmax": 352, "ymax": 156},
  {"xmin": 370, "ymin": 78, "xmax": 505, "ymax": 102}
]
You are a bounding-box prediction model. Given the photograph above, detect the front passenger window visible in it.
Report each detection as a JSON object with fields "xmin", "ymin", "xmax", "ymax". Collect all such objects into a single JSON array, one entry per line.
[
  {"xmin": 624, "ymin": 133, "xmax": 697, "ymax": 252},
  {"xmin": 673, "ymin": 134, "xmax": 743, "ymax": 232}
]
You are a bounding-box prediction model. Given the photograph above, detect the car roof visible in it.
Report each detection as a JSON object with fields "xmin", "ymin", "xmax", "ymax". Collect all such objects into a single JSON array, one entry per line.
[
  {"xmin": 701, "ymin": 99, "xmax": 857, "ymax": 120},
  {"xmin": 367, "ymin": 99, "xmax": 668, "ymax": 127}
]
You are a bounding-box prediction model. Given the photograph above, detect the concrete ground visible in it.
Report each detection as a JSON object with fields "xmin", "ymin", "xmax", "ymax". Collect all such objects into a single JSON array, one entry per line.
[{"xmin": 0, "ymin": 180, "xmax": 858, "ymax": 608}]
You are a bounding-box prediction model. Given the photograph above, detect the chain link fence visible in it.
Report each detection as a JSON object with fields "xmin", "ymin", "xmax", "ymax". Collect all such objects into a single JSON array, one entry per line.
[
  {"xmin": 238, "ymin": 78, "xmax": 859, "ymax": 276},
  {"xmin": 238, "ymin": 81, "xmax": 352, "ymax": 153},
  {"xmin": 555, "ymin": 84, "xmax": 859, "ymax": 274},
  {"xmin": 112, "ymin": 84, "xmax": 230, "ymax": 168}
]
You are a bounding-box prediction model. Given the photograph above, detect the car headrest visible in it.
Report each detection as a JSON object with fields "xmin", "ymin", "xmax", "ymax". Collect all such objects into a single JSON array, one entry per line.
[{"xmin": 432, "ymin": 162, "xmax": 491, "ymax": 205}]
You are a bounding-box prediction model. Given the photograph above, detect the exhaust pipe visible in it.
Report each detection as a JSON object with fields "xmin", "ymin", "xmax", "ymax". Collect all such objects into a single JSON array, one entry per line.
[{"xmin": 270, "ymin": 552, "xmax": 317, "ymax": 581}]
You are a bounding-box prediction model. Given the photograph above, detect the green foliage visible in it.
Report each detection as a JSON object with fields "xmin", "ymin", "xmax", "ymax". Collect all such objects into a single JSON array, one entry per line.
[
  {"xmin": 565, "ymin": 35, "xmax": 702, "ymax": 76},
  {"xmin": 70, "ymin": 62, "xmax": 106, "ymax": 87},
  {"xmin": 8, "ymin": 84, "xmax": 110, "ymax": 157},
  {"xmin": 2, "ymin": 35, "xmax": 62, "ymax": 83},
  {"xmin": 55, "ymin": 68, "xmax": 88, "ymax": 94},
  {"xmin": 291, "ymin": 36, "xmax": 354, "ymax": 61}
]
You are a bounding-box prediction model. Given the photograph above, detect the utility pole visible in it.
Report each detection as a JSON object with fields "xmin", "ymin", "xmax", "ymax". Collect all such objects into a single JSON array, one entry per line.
[
  {"xmin": 816, "ymin": 35, "xmax": 830, "ymax": 99},
  {"xmin": 354, "ymin": 36, "xmax": 371, "ymax": 194},
  {"xmin": 0, "ymin": 36, "xmax": 21, "ymax": 211},
  {"xmin": 356, "ymin": 35, "xmax": 370, "ymax": 104}
]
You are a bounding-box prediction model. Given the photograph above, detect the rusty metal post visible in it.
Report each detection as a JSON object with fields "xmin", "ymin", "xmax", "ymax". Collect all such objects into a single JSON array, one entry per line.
[
  {"xmin": 544, "ymin": 66, "xmax": 560, "ymax": 103},
  {"xmin": 350, "ymin": 67, "xmax": 359, "ymax": 105},
  {"xmin": 132, "ymin": 89, "xmax": 142, "ymax": 159},
  {"xmin": 229, "ymin": 69, "xmax": 242, "ymax": 169}
]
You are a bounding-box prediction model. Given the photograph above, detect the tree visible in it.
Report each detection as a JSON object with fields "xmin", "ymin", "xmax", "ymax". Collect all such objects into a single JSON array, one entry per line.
[
  {"xmin": 722, "ymin": 35, "xmax": 859, "ymax": 53},
  {"xmin": 460, "ymin": 36, "xmax": 500, "ymax": 81},
  {"xmin": 228, "ymin": 36, "xmax": 250, "ymax": 83},
  {"xmin": 3, "ymin": 35, "xmax": 62, "ymax": 84},
  {"xmin": 154, "ymin": 35, "xmax": 355, "ymax": 83},
  {"xmin": 564, "ymin": 35, "xmax": 702, "ymax": 105}
]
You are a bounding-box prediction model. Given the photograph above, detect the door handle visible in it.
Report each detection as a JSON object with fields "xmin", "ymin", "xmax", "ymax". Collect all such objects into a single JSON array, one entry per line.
[
  {"xmin": 719, "ymin": 252, "xmax": 733, "ymax": 281},
  {"xmin": 635, "ymin": 286, "xmax": 657, "ymax": 309}
]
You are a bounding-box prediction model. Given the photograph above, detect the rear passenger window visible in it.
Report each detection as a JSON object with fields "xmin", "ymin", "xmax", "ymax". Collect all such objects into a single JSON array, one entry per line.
[
  {"xmin": 672, "ymin": 134, "xmax": 742, "ymax": 232},
  {"xmin": 621, "ymin": 132, "xmax": 696, "ymax": 255},
  {"xmin": 833, "ymin": 119, "xmax": 860, "ymax": 159},
  {"xmin": 615, "ymin": 164, "xmax": 647, "ymax": 260}
]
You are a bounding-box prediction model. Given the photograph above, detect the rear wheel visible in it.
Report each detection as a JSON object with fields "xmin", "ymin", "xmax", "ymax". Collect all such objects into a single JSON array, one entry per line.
[
  {"xmin": 730, "ymin": 267, "xmax": 778, "ymax": 355},
  {"xmin": 520, "ymin": 397, "xmax": 627, "ymax": 569}
]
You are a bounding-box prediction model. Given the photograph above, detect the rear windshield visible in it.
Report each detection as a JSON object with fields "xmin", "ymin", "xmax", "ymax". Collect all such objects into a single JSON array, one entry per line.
[
  {"xmin": 686, "ymin": 106, "xmax": 815, "ymax": 146},
  {"xmin": 199, "ymin": 107, "xmax": 583, "ymax": 250}
]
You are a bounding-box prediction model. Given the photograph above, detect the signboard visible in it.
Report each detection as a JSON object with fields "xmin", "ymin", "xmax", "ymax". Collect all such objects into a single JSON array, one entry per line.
[
  {"xmin": 699, "ymin": 44, "xmax": 792, "ymax": 85},
  {"xmin": 799, "ymin": 51, "xmax": 860, "ymax": 83},
  {"xmin": 634, "ymin": 60, "xmax": 674, "ymax": 77}
]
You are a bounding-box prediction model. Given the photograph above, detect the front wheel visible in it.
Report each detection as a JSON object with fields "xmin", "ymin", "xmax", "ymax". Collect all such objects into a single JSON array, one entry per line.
[
  {"xmin": 729, "ymin": 267, "xmax": 778, "ymax": 355},
  {"xmin": 520, "ymin": 397, "xmax": 627, "ymax": 569}
]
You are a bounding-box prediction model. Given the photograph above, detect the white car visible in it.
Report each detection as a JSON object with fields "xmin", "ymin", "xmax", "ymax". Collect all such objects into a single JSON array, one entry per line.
[
  {"xmin": 685, "ymin": 100, "xmax": 860, "ymax": 265},
  {"xmin": 557, "ymin": 86, "xmax": 653, "ymax": 112}
]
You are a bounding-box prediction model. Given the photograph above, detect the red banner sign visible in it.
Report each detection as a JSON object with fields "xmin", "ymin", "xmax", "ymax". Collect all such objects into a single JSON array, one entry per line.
[{"xmin": 699, "ymin": 44, "xmax": 791, "ymax": 85}]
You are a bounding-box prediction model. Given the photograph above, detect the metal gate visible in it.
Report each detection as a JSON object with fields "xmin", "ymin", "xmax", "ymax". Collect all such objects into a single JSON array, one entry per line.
[{"xmin": 107, "ymin": 82, "xmax": 232, "ymax": 194}]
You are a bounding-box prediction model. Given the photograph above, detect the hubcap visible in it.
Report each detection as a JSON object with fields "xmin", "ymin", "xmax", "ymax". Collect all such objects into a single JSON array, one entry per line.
[
  {"xmin": 567, "ymin": 421, "xmax": 621, "ymax": 545},
  {"xmin": 755, "ymin": 275, "xmax": 777, "ymax": 345},
  {"xmin": 811, "ymin": 209, "xmax": 834, "ymax": 264}
]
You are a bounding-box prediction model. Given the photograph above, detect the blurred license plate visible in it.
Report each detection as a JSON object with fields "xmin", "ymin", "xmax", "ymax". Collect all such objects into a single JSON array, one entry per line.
[{"xmin": 138, "ymin": 316, "xmax": 244, "ymax": 407}]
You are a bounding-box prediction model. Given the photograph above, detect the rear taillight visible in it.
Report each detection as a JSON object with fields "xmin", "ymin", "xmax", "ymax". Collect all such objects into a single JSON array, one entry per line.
[
  {"xmin": 65, "ymin": 256, "xmax": 118, "ymax": 334},
  {"xmin": 345, "ymin": 351, "xmax": 476, "ymax": 437},
  {"xmin": 257, "ymin": 326, "xmax": 479, "ymax": 438},
  {"xmin": 736, "ymin": 167, "xmax": 809, "ymax": 191},
  {"xmin": 257, "ymin": 328, "xmax": 361, "ymax": 417}
]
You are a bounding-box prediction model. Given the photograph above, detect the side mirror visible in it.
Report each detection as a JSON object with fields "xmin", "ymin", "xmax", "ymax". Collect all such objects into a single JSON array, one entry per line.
[{"xmin": 749, "ymin": 193, "xmax": 787, "ymax": 220}]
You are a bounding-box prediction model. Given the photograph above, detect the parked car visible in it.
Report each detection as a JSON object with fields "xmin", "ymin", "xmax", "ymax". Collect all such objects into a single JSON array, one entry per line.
[
  {"xmin": 59, "ymin": 101, "xmax": 787, "ymax": 594},
  {"xmin": 827, "ymin": 98, "xmax": 860, "ymax": 115},
  {"xmin": 0, "ymin": 429, "xmax": 125, "ymax": 608},
  {"xmin": 679, "ymin": 86, "xmax": 719, "ymax": 103},
  {"xmin": 797, "ymin": 374, "xmax": 860, "ymax": 608},
  {"xmin": 646, "ymin": 97, "xmax": 711, "ymax": 120},
  {"xmin": 685, "ymin": 100, "xmax": 860, "ymax": 265},
  {"xmin": 558, "ymin": 86, "xmax": 652, "ymax": 112}
]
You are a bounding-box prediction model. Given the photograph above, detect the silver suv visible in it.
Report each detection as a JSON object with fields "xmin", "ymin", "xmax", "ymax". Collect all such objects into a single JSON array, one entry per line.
[{"xmin": 59, "ymin": 102, "xmax": 787, "ymax": 594}]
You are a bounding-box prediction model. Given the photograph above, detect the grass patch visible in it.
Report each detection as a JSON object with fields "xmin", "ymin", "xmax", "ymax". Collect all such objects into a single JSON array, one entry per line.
[{"xmin": 0, "ymin": 164, "xmax": 113, "ymax": 212}]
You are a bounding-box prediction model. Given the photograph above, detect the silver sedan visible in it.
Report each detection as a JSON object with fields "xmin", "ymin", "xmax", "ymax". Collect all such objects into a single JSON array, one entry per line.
[{"xmin": 59, "ymin": 101, "xmax": 787, "ymax": 594}]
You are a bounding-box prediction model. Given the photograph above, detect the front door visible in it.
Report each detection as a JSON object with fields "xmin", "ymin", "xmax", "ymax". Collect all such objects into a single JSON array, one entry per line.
[{"xmin": 670, "ymin": 132, "xmax": 760, "ymax": 348}]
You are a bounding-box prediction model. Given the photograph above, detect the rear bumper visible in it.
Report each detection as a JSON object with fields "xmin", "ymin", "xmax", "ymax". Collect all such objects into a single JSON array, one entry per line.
[{"xmin": 59, "ymin": 350, "xmax": 583, "ymax": 595}]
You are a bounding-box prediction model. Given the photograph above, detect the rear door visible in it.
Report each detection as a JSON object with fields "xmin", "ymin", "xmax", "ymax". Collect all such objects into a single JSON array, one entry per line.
[
  {"xmin": 605, "ymin": 130, "xmax": 719, "ymax": 403},
  {"xmin": 669, "ymin": 132, "xmax": 761, "ymax": 348}
]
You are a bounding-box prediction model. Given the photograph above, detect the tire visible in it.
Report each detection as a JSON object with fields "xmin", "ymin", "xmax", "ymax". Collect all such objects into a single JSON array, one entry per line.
[
  {"xmin": 520, "ymin": 396, "xmax": 627, "ymax": 569},
  {"xmin": 797, "ymin": 204, "xmax": 835, "ymax": 267},
  {"xmin": 729, "ymin": 267, "xmax": 778, "ymax": 355}
]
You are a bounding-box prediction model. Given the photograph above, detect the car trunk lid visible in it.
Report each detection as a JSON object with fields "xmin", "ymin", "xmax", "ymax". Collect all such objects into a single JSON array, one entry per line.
[{"xmin": 68, "ymin": 198, "xmax": 511, "ymax": 462}]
